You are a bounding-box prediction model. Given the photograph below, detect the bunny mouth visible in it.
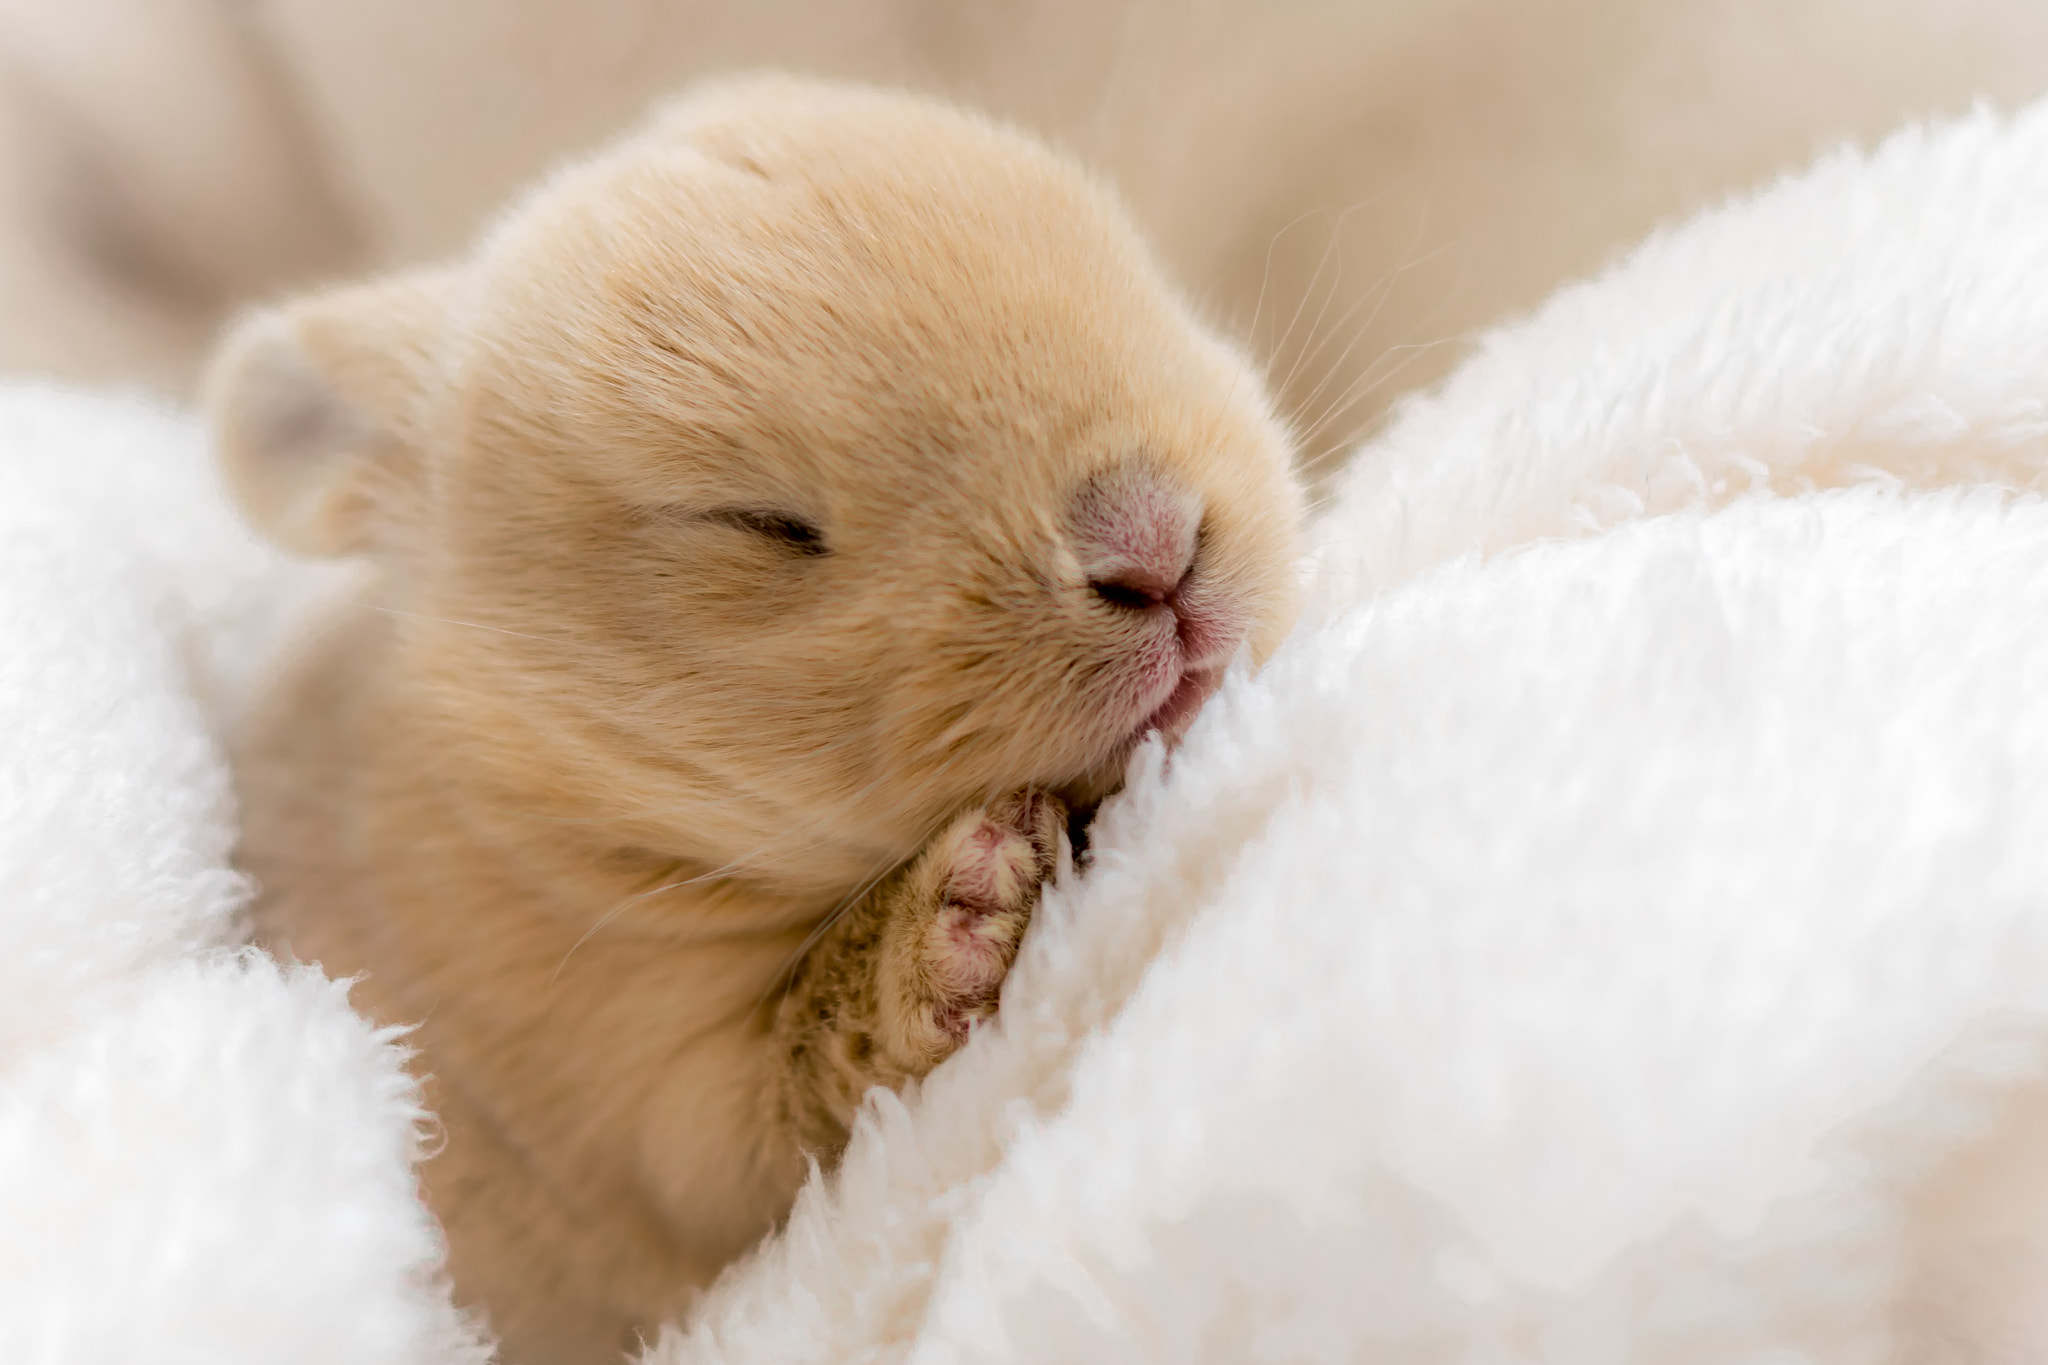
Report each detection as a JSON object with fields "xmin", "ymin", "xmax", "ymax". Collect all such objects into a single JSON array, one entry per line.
[
  {"xmin": 1050, "ymin": 663, "xmax": 1226, "ymax": 826},
  {"xmin": 1133, "ymin": 663, "xmax": 1224, "ymax": 743}
]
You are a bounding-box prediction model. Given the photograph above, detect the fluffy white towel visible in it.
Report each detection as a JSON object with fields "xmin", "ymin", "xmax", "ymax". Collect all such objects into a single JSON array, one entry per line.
[
  {"xmin": 653, "ymin": 101, "xmax": 2048, "ymax": 1363},
  {"xmin": 9, "ymin": 96, "xmax": 2048, "ymax": 1364},
  {"xmin": 0, "ymin": 390, "xmax": 487, "ymax": 1364}
]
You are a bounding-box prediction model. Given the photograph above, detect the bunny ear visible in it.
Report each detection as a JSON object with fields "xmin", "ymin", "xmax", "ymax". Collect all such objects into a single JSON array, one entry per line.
[{"xmin": 202, "ymin": 268, "xmax": 457, "ymax": 557}]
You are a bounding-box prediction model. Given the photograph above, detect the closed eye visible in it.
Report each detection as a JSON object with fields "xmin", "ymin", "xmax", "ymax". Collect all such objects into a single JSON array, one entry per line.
[{"xmin": 705, "ymin": 508, "xmax": 829, "ymax": 556}]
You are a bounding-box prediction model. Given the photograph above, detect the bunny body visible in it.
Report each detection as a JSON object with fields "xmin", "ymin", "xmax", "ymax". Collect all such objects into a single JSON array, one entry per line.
[{"xmin": 209, "ymin": 78, "xmax": 1303, "ymax": 1363}]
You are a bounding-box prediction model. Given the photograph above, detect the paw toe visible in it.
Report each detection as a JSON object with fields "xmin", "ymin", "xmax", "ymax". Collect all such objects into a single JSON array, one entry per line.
[{"xmin": 941, "ymin": 821, "xmax": 1040, "ymax": 911}]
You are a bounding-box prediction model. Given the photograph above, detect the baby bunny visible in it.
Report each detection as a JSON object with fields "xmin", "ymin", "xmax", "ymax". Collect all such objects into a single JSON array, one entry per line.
[{"xmin": 207, "ymin": 75, "xmax": 1303, "ymax": 1363}]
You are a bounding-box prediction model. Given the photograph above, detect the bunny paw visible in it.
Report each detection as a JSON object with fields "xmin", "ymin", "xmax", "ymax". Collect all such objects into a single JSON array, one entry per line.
[{"xmin": 886, "ymin": 788, "xmax": 1065, "ymax": 1061}]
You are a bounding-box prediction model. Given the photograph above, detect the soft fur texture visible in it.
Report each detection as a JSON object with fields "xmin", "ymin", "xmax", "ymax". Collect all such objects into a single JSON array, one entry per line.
[
  {"xmin": 14, "ymin": 90, "xmax": 2048, "ymax": 1365},
  {"xmin": 202, "ymin": 78, "xmax": 1302, "ymax": 1364}
]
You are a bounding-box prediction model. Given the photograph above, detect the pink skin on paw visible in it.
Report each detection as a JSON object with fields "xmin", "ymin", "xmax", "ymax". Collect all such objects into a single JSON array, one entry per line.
[
  {"xmin": 920, "ymin": 797, "xmax": 1058, "ymax": 1042},
  {"xmin": 943, "ymin": 822, "xmax": 1037, "ymax": 908},
  {"xmin": 921, "ymin": 903, "xmax": 1020, "ymax": 1040}
]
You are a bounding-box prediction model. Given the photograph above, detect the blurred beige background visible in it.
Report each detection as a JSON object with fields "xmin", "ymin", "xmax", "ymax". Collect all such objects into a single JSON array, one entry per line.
[{"xmin": 3, "ymin": 0, "xmax": 2047, "ymax": 469}]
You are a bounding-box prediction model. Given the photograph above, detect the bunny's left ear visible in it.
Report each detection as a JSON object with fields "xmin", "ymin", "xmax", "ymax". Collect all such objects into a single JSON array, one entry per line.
[{"xmin": 201, "ymin": 267, "xmax": 457, "ymax": 557}]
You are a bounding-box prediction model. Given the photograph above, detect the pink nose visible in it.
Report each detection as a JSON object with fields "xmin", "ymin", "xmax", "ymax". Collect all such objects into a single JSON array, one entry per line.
[{"xmin": 1069, "ymin": 467, "xmax": 1202, "ymax": 611}]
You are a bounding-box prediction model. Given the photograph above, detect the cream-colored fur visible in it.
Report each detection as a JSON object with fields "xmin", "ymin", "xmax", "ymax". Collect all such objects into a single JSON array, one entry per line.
[{"xmin": 205, "ymin": 77, "xmax": 1302, "ymax": 1364}]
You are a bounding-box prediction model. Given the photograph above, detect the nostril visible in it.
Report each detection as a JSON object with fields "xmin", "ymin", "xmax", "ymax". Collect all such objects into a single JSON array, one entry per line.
[
  {"xmin": 1070, "ymin": 464, "xmax": 1203, "ymax": 615},
  {"xmin": 1090, "ymin": 575, "xmax": 1172, "ymax": 611}
]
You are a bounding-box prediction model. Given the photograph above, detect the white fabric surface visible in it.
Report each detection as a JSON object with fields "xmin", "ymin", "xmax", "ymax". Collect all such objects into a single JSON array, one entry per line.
[
  {"xmin": 655, "ymin": 99, "xmax": 2048, "ymax": 1364},
  {"xmin": 0, "ymin": 389, "xmax": 486, "ymax": 1364}
]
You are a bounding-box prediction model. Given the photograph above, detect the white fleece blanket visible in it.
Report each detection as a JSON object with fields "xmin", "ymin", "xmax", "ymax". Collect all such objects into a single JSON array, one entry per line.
[
  {"xmin": 10, "ymin": 99, "xmax": 2048, "ymax": 1363},
  {"xmin": 0, "ymin": 391, "xmax": 487, "ymax": 1363}
]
